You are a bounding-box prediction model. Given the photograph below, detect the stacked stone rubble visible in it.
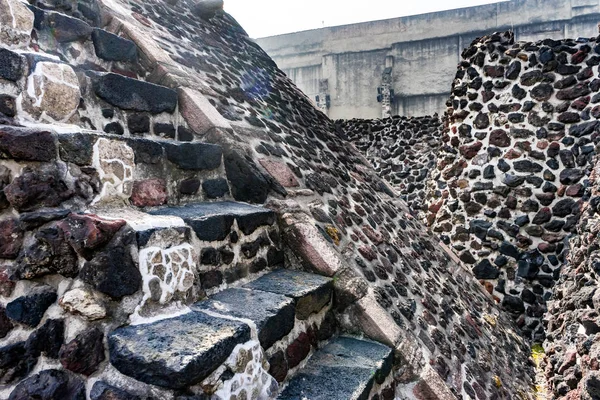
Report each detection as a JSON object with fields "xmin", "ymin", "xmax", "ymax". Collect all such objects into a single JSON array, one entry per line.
[
  {"xmin": 334, "ymin": 115, "xmax": 442, "ymax": 218},
  {"xmin": 542, "ymin": 155, "xmax": 600, "ymax": 399},
  {"xmin": 0, "ymin": 0, "xmax": 537, "ymax": 398},
  {"xmin": 427, "ymin": 31, "xmax": 600, "ymax": 341}
]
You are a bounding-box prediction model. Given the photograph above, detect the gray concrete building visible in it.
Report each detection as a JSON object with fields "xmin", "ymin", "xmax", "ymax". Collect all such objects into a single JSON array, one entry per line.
[{"xmin": 256, "ymin": 0, "xmax": 600, "ymax": 119}]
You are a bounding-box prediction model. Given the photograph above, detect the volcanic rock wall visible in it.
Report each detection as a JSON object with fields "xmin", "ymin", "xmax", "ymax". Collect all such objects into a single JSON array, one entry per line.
[
  {"xmin": 334, "ymin": 115, "xmax": 442, "ymax": 218},
  {"xmin": 427, "ymin": 31, "xmax": 600, "ymax": 341},
  {"xmin": 0, "ymin": 0, "xmax": 536, "ymax": 398},
  {"xmin": 542, "ymin": 155, "xmax": 600, "ymax": 399}
]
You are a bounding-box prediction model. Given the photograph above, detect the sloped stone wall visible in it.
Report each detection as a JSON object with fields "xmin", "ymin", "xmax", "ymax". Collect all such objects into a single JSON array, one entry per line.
[
  {"xmin": 334, "ymin": 115, "xmax": 442, "ymax": 218},
  {"xmin": 427, "ymin": 31, "xmax": 600, "ymax": 340},
  {"xmin": 0, "ymin": 0, "xmax": 537, "ymax": 398},
  {"xmin": 543, "ymin": 155, "xmax": 600, "ymax": 399}
]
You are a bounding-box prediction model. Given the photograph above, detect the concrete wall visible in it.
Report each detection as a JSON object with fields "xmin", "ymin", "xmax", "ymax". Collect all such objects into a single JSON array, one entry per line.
[{"xmin": 256, "ymin": 0, "xmax": 600, "ymax": 119}]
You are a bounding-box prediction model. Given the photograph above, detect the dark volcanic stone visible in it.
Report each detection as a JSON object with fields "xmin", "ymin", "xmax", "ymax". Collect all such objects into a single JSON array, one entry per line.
[
  {"xmin": 502, "ymin": 295, "xmax": 525, "ymax": 314},
  {"xmin": 0, "ymin": 307, "xmax": 13, "ymax": 338},
  {"xmin": 58, "ymin": 133, "xmax": 94, "ymax": 165},
  {"xmin": 58, "ymin": 213, "xmax": 126, "ymax": 259},
  {"xmin": 513, "ymin": 160, "xmax": 543, "ymax": 173},
  {"xmin": 473, "ymin": 259, "xmax": 500, "ymax": 279},
  {"xmin": 279, "ymin": 336, "xmax": 392, "ymax": 399},
  {"xmin": 505, "ymin": 60, "xmax": 521, "ymax": 80},
  {"xmin": 224, "ymin": 150, "xmax": 270, "ymax": 203},
  {"xmin": 80, "ymin": 228, "xmax": 141, "ymax": 298},
  {"xmin": 90, "ymin": 381, "xmax": 141, "ymax": 400},
  {"xmin": 569, "ymin": 121, "xmax": 599, "ymax": 137},
  {"xmin": 0, "ymin": 94, "xmax": 16, "ymax": 117},
  {"xmin": 202, "ymin": 178, "xmax": 229, "ymax": 199},
  {"xmin": 46, "ymin": 11, "xmax": 93, "ymax": 42},
  {"xmin": 0, "ymin": 218, "xmax": 23, "ymax": 258},
  {"xmin": 127, "ymin": 114, "xmax": 150, "ymax": 134},
  {"xmin": 4, "ymin": 166, "xmax": 73, "ymax": 212},
  {"xmin": 531, "ymin": 83, "xmax": 554, "ymax": 101},
  {"xmin": 0, "ymin": 48, "xmax": 24, "ymax": 82},
  {"xmin": 553, "ymin": 198, "xmax": 577, "ymax": 217},
  {"xmin": 13, "ymin": 224, "xmax": 78, "ymax": 279},
  {"xmin": 6, "ymin": 286, "xmax": 57, "ymax": 327},
  {"xmin": 0, "ymin": 127, "xmax": 57, "ymax": 161},
  {"xmin": 489, "ymin": 129, "xmax": 511, "ymax": 147},
  {"xmin": 108, "ymin": 311, "xmax": 251, "ymax": 389},
  {"xmin": 244, "ymin": 269, "xmax": 333, "ymax": 320},
  {"xmin": 179, "ymin": 177, "xmax": 201, "ymax": 195},
  {"xmin": 559, "ymin": 168, "xmax": 585, "ymax": 184},
  {"xmin": 268, "ymin": 351, "xmax": 288, "ymax": 383},
  {"xmin": 91, "ymin": 73, "xmax": 177, "ymax": 114},
  {"xmin": 91, "ymin": 29, "xmax": 137, "ymax": 62},
  {"xmin": 150, "ymin": 202, "xmax": 275, "ymax": 241},
  {"xmin": 557, "ymin": 83, "xmax": 591, "ymax": 100},
  {"xmin": 194, "ymin": 288, "xmax": 294, "ymax": 349},
  {"xmin": 502, "ymin": 174, "xmax": 526, "ymax": 187},
  {"xmin": 19, "ymin": 208, "xmax": 70, "ymax": 231},
  {"xmin": 499, "ymin": 242, "xmax": 520, "ymax": 259},
  {"xmin": 59, "ymin": 328, "xmax": 105, "ymax": 375},
  {"xmin": 8, "ymin": 369, "xmax": 85, "ymax": 400},
  {"xmin": 164, "ymin": 142, "xmax": 222, "ymax": 170}
]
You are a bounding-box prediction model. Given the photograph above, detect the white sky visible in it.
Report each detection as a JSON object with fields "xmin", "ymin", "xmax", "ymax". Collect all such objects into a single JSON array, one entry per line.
[{"xmin": 224, "ymin": 0, "xmax": 510, "ymax": 38}]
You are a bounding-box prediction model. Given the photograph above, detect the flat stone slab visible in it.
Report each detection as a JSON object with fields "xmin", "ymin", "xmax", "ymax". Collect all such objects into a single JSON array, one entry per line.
[
  {"xmin": 244, "ymin": 270, "xmax": 333, "ymax": 319},
  {"xmin": 278, "ymin": 336, "xmax": 393, "ymax": 400},
  {"xmin": 107, "ymin": 311, "xmax": 250, "ymax": 389},
  {"xmin": 90, "ymin": 72, "xmax": 177, "ymax": 114},
  {"xmin": 150, "ymin": 202, "xmax": 275, "ymax": 241},
  {"xmin": 194, "ymin": 288, "xmax": 294, "ymax": 349}
]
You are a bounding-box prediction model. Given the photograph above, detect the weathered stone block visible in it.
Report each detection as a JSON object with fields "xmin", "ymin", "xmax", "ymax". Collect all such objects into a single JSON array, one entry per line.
[
  {"xmin": 244, "ymin": 269, "xmax": 333, "ymax": 320},
  {"xmin": 164, "ymin": 142, "xmax": 222, "ymax": 170},
  {"xmin": 91, "ymin": 72, "xmax": 177, "ymax": 114},
  {"xmin": 21, "ymin": 62, "xmax": 80, "ymax": 122},
  {"xmin": 194, "ymin": 288, "xmax": 294, "ymax": 349},
  {"xmin": 108, "ymin": 311, "xmax": 250, "ymax": 389},
  {"xmin": 92, "ymin": 28, "xmax": 137, "ymax": 62}
]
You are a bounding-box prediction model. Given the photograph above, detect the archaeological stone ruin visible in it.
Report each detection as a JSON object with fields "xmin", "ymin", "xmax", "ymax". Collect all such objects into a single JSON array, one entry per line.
[{"xmin": 0, "ymin": 0, "xmax": 599, "ymax": 399}]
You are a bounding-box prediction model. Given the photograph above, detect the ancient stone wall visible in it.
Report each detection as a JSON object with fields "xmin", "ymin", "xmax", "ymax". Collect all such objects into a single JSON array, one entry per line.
[
  {"xmin": 334, "ymin": 115, "xmax": 442, "ymax": 218},
  {"xmin": 0, "ymin": 0, "xmax": 536, "ymax": 398},
  {"xmin": 427, "ymin": 31, "xmax": 600, "ymax": 341},
  {"xmin": 542, "ymin": 155, "xmax": 600, "ymax": 399}
]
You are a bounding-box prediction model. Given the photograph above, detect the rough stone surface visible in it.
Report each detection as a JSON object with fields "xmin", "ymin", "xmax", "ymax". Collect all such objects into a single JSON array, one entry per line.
[
  {"xmin": 244, "ymin": 269, "xmax": 333, "ymax": 319},
  {"xmin": 193, "ymin": 288, "xmax": 295, "ymax": 349},
  {"xmin": 5, "ymin": 285, "xmax": 57, "ymax": 327},
  {"xmin": 279, "ymin": 336, "xmax": 393, "ymax": 400},
  {"xmin": 21, "ymin": 62, "xmax": 80, "ymax": 122},
  {"xmin": 8, "ymin": 369, "xmax": 85, "ymax": 400},
  {"xmin": 91, "ymin": 73, "xmax": 177, "ymax": 114},
  {"xmin": 108, "ymin": 311, "xmax": 251, "ymax": 389},
  {"xmin": 151, "ymin": 202, "xmax": 275, "ymax": 241}
]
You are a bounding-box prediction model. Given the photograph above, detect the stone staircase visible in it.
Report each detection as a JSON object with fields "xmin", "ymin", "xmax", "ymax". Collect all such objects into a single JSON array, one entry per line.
[{"xmin": 0, "ymin": 121, "xmax": 395, "ymax": 398}]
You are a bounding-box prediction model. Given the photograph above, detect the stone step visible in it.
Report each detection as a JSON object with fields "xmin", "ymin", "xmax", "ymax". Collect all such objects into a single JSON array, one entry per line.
[
  {"xmin": 149, "ymin": 201, "xmax": 276, "ymax": 241},
  {"xmin": 277, "ymin": 336, "xmax": 394, "ymax": 400},
  {"xmin": 108, "ymin": 310, "xmax": 251, "ymax": 389},
  {"xmin": 193, "ymin": 270, "xmax": 333, "ymax": 349},
  {"xmin": 107, "ymin": 269, "xmax": 334, "ymax": 392}
]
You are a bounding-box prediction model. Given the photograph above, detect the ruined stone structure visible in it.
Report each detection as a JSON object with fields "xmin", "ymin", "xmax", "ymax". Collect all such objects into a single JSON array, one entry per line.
[
  {"xmin": 425, "ymin": 31, "xmax": 600, "ymax": 343},
  {"xmin": 334, "ymin": 115, "xmax": 442, "ymax": 219},
  {"xmin": 257, "ymin": 0, "xmax": 600, "ymax": 119},
  {"xmin": 0, "ymin": 0, "xmax": 537, "ymax": 400}
]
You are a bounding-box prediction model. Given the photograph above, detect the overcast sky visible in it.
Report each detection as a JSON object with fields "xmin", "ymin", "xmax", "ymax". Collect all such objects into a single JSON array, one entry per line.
[{"xmin": 224, "ymin": 0, "xmax": 510, "ymax": 38}]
